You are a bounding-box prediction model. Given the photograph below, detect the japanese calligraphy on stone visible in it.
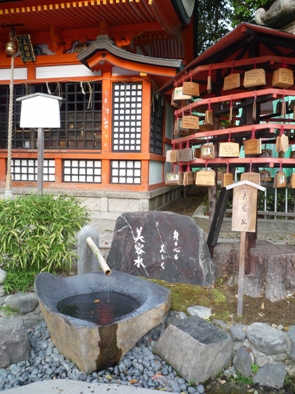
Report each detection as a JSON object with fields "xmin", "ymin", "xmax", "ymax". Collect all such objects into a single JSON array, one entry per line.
[{"xmin": 134, "ymin": 227, "xmax": 181, "ymax": 270}]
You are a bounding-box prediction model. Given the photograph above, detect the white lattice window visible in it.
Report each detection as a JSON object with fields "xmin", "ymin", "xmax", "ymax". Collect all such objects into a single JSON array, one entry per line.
[
  {"xmin": 11, "ymin": 159, "xmax": 55, "ymax": 182},
  {"xmin": 111, "ymin": 160, "xmax": 141, "ymax": 184},
  {"xmin": 63, "ymin": 160, "xmax": 101, "ymax": 183},
  {"xmin": 112, "ymin": 82, "xmax": 142, "ymax": 152}
]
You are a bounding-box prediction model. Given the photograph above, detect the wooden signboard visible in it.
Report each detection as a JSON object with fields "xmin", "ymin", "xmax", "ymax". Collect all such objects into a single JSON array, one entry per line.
[
  {"xmin": 219, "ymin": 142, "xmax": 240, "ymax": 157},
  {"xmin": 195, "ymin": 169, "xmax": 216, "ymax": 186},
  {"xmin": 182, "ymin": 115, "xmax": 199, "ymax": 129},
  {"xmin": 182, "ymin": 81, "xmax": 200, "ymax": 96},
  {"xmin": 232, "ymin": 184, "xmax": 258, "ymax": 233},
  {"xmin": 226, "ymin": 181, "xmax": 265, "ymax": 317},
  {"xmin": 17, "ymin": 93, "xmax": 62, "ymax": 195},
  {"xmin": 290, "ymin": 173, "xmax": 295, "ymax": 188}
]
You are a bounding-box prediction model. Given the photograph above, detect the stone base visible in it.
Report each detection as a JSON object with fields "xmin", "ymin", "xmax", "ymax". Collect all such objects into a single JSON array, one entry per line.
[
  {"xmin": 0, "ymin": 186, "xmax": 181, "ymax": 220},
  {"xmin": 213, "ymin": 240, "xmax": 295, "ymax": 301}
]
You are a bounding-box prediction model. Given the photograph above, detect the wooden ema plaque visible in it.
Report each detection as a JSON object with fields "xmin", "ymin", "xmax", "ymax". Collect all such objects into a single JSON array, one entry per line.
[
  {"xmin": 166, "ymin": 150, "xmax": 177, "ymax": 163},
  {"xmin": 223, "ymin": 73, "xmax": 240, "ymax": 91},
  {"xmin": 182, "ymin": 171, "xmax": 194, "ymax": 185},
  {"xmin": 182, "ymin": 82, "xmax": 200, "ymax": 96},
  {"xmin": 165, "ymin": 172, "xmax": 183, "ymax": 186},
  {"xmin": 232, "ymin": 185, "xmax": 257, "ymax": 232},
  {"xmin": 241, "ymin": 172, "xmax": 261, "ymax": 185},
  {"xmin": 194, "ymin": 147, "xmax": 201, "ymax": 158},
  {"xmin": 182, "ymin": 115, "xmax": 199, "ymax": 129},
  {"xmin": 275, "ymin": 135, "xmax": 289, "ymax": 153},
  {"xmin": 177, "ymin": 148, "xmax": 193, "ymax": 162},
  {"xmin": 201, "ymin": 144, "xmax": 215, "ymax": 158},
  {"xmin": 222, "ymin": 172, "xmax": 234, "ymax": 187},
  {"xmin": 204, "ymin": 109, "xmax": 213, "ymax": 125},
  {"xmin": 290, "ymin": 173, "xmax": 295, "ymax": 188},
  {"xmin": 219, "ymin": 142, "xmax": 240, "ymax": 157},
  {"xmin": 272, "ymin": 68, "xmax": 294, "ymax": 88},
  {"xmin": 195, "ymin": 169, "xmax": 216, "ymax": 186},
  {"xmin": 244, "ymin": 139, "xmax": 261, "ymax": 155},
  {"xmin": 243, "ymin": 68, "xmax": 266, "ymax": 88},
  {"xmin": 174, "ymin": 118, "xmax": 189, "ymax": 135},
  {"xmin": 259, "ymin": 170, "xmax": 272, "ymax": 182},
  {"xmin": 172, "ymin": 86, "xmax": 192, "ymax": 101},
  {"xmin": 274, "ymin": 171, "xmax": 287, "ymax": 188}
]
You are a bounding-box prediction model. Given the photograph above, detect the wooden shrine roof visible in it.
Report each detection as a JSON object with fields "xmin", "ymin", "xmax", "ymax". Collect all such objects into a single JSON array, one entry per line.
[
  {"xmin": 159, "ymin": 22, "xmax": 295, "ymax": 95},
  {"xmin": 0, "ymin": 0, "xmax": 193, "ymax": 60}
]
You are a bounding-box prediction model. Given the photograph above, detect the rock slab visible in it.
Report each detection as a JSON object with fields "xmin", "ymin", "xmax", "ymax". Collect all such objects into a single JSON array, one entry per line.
[
  {"xmin": 247, "ymin": 322, "xmax": 290, "ymax": 356},
  {"xmin": 153, "ymin": 316, "xmax": 233, "ymax": 384},
  {"xmin": 0, "ymin": 317, "xmax": 31, "ymax": 368},
  {"xmin": 253, "ymin": 362, "xmax": 287, "ymax": 389},
  {"xmin": 5, "ymin": 292, "xmax": 38, "ymax": 314},
  {"xmin": 107, "ymin": 211, "xmax": 215, "ymax": 286}
]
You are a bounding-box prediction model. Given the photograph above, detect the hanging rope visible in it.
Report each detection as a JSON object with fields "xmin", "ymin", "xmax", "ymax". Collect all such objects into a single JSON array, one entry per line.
[
  {"xmin": 87, "ymin": 82, "xmax": 93, "ymax": 109},
  {"xmin": 6, "ymin": 53, "xmax": 14, "ymax": 188}
]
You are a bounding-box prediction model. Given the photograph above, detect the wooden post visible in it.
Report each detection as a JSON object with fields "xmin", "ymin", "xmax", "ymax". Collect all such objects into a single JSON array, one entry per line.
[
  {"xmin": 37, "ymin": 127, "xmax": 44, "ymax": 194},
  {"xmin": 238, "ymin": 231, "xmax": 246, "ymax": 317},
  {"xmin": 226, "ymin": 180, "xmax": 265, "ymax": 317}
]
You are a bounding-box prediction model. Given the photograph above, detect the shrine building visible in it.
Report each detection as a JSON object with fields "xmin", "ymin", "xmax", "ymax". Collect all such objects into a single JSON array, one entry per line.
[{"xmin": 0, "ymin": 0, "xmax": 195, "ymax": 218}]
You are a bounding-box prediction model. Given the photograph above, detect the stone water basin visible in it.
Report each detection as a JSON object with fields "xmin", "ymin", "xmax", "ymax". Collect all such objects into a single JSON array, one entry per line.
[{"xmin": 34, "ymin": 271, "xmax": 171, "ymax": 374}]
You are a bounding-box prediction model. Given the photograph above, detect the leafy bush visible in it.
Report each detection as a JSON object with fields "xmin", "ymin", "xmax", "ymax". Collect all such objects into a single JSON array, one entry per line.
[
  {"xmin": 0, "ymin": 193, "xmax": 90, "ymax": 274},
  {"xmin": 3, "ymin": 268, "xmax": 39, "ymax": 294}
]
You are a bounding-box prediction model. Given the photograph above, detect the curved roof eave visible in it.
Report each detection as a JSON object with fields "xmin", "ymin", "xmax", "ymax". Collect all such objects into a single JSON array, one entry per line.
[{"xmin": 77, "ymin": 35, "xmax": 183, "ymax": 71}]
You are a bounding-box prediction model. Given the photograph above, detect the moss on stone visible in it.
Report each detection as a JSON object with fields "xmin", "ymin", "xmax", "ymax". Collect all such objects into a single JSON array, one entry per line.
[{"xmin": 147, "ymin": 279, "xmax": 230, "ymax": 322}]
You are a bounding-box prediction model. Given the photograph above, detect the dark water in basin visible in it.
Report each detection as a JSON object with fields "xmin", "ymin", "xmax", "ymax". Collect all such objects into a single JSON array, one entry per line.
[{"xmin": 57, "ymin": 291, "xmax": 140, "ymax": 325}]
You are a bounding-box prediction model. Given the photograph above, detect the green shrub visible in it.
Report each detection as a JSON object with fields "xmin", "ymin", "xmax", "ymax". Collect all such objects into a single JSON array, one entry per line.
[
  {"xmin": 0, "ymin": 193, "xmax": 90, "ymax": 273},
  {"xmin": 3, "ymin": 268, "xmax": 38, "ymax": 294}
]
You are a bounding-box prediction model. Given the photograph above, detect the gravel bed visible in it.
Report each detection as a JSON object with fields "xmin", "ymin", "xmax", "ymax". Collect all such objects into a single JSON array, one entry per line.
[{"xmin": 0, "ymin": 320, "xmax": 205, "ymax": 394}]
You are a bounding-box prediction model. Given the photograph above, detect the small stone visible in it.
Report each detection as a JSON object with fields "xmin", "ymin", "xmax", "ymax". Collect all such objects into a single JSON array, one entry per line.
[
  {"xmin": 0, "ymin": 269, "xmax": 6, "ymax": 284},
  {"xmin": 212, "ymin": 319, "xmax": 228, "ymax": 330},
  {"xmin": 0, "ymin": 285, "xmax": 5, "ymax": 297},
  {"xmin": 187, "ymin": 306, "xmax": 211, "ymax": 319},
  {"xmin": 196, "ymin": 384, "xmax": 205, "ymax": 393}
]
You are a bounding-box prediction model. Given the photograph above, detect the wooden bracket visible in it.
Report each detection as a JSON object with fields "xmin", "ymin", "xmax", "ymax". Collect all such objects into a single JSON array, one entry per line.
[{"xmin": 49, "ymin": 25, "xmax": 64, "ymax": 54}]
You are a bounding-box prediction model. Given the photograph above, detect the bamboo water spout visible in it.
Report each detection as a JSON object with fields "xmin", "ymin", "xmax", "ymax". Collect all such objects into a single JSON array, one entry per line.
[{"xmin": 86, "ymin": 237, "xmax": 112, "ymax": 275}]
